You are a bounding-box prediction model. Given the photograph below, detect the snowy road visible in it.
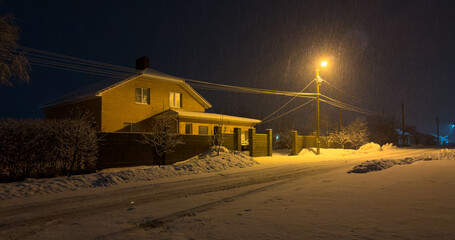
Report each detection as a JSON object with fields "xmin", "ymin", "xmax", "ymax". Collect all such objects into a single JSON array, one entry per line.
[{"xmin": 1, "ymin": 148, "xmax": 451, "ymax": 239}]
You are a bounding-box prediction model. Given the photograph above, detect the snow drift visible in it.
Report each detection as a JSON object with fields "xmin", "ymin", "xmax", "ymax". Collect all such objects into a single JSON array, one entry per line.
[
  {"xmin": 0, "ymin": 147, "xmax": 258, "ymax": 200},
  {"xmin": 348, "ymin": 149, "xmax": 454, "ymax": 173}
]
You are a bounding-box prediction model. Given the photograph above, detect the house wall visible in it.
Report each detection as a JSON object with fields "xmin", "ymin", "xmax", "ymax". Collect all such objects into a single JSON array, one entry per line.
[
  {"xmin": 177, "ymin": 118, "xmax": 254, "ymax": 136},
  {"xmin": 44, "ymin": 97, "xmax": 102, "ymax": 131},
  {"xmin": 101, "ymin": 76, "xmax": 206, "ymax": 132}
]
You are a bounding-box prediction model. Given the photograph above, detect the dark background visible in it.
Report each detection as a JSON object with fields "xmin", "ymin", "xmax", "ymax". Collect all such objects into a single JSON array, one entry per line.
[{"xmin": 1, "ymin": 0, "xmax": 454, "ymax": 139}]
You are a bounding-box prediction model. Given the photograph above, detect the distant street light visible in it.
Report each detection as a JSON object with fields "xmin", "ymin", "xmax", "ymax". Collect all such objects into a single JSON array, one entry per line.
[{"xmin": 315, "ymin": 60, "xmax": 327, "ymax": 155}]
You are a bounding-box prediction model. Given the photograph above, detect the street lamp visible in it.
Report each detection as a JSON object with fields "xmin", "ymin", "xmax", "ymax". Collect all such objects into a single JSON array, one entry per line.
[{"xmin": 315, "ymin": 61, "xmax": 327, "ymax": 155}]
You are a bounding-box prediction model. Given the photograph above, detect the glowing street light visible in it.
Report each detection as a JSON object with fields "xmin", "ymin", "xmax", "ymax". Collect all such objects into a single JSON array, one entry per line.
[{"xmin": 315, "ymin": 60, "xmax": 327, "ymax": 155}]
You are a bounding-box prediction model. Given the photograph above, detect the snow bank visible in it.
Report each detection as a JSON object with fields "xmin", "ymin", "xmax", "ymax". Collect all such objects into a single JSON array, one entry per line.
[
  {"xmin": 348, "ymin": 149, "xmax": 454, "ymax": 173},
  {"xmin": 0, "ymin": 147, "xmax": 258, "ymax": 200},
  {"xmin": 348, "ymin": 158, "xmax": 415, "ymax": 173},
  {"xmin": 358, "ymin": 142, "xmax": 381, "ymax": 152},
  {"xmin": 381, "ymin": 143, "xmax": 397, "ymax": 151},
  {"xmin": 439, "ymin": 149, "xmax": 455, "ymax": 160}
]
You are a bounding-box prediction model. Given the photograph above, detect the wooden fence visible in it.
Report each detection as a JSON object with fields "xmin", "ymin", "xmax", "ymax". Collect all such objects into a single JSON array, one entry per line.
[{"xmin": 96, "ymin": 127, "xmax": 272, "ymax": 169}]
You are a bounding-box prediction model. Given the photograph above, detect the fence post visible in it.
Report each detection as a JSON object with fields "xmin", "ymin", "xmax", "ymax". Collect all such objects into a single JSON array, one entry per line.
[
  {"xmin": 291, "ymin": 130, "xmax": 298, "ymax": 155},
  {"xmin": 266, "ymin": 129, "xmax": 272, "ymax": 156},
  {"xmin": 248, "ymin": 128, "xmax": 256, "ymax": 157},
  {"xmin": 234, "ymin": 128, "xmax": 242, "ymax": 151}
]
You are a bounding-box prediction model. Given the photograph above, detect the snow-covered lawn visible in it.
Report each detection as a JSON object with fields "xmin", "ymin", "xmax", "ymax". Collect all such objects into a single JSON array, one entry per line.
[{"xmin": 0, "ymin": 146, "xmax": 454, "ymax": 239}]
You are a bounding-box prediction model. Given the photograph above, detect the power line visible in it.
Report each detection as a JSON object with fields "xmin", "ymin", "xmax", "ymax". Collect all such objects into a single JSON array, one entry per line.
[
  {"xmin": 28, "ymin": 57, "xmax": 134, "ymax": 78},
  {"xmin": 19, "ymin": 46, "xmax": 138, "ymax": 73},
  {"xmin": 321, "ymin": 78, "xmax": 357, "ymax": 100},
  {"xmin": 261, "ymin": 99, "xmax": 315, "ymax": 124},
  {"xmin": 15, "ymin": 46, "xmax": 380, "ymax": 119},
  {"xmin": 261, "ymin": 79, "xmax": 315, "ymax": 121}
]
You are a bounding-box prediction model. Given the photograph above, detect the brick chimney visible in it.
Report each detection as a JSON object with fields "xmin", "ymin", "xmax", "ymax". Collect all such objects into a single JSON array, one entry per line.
[{"xmin": 136, "ymin": 56, "xmax": 149, "ymax": 70}]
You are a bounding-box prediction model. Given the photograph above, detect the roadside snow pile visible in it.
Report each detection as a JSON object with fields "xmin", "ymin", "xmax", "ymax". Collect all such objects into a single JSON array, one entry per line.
[
  {"xmin": 439, "ymin": 149, "xmax": 455, "ymax": 160},
  {"xmin": 0, "ymin": 147, "xmax": 258, "ymax": 200},
  {"xmin": 348, "ymin": 158, "xmax": 416, "ymax": 173},
  {"xmin": 358, "ymin": 143, "xmax": 381, "ymax": 152},
  {"xmin": 173, "ymin": 146, "xmax": 258, "ymax": 172},
  {"xmin": 381, "ymin": 143, "xmax": 398, "ymax": 151},
  {"xmin": 348, "ymin": 150, "xmax": 454, "ymax": 174}
]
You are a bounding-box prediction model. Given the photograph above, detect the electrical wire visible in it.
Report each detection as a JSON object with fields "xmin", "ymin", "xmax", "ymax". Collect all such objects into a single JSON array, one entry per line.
[
  {"xmin": 28, "ymin": 57, "xmax": 134, "ymax": 78},
  {"xmin": 261, "ymin": 99, "xmax": 315, "ymax": 124},
  {"xmin": 321, "ymin": 78, "xmax": 357, "ymax": 100},
  {"xmin": 18, "ymin": 46, "xmax": 138, "ymax": 73},
  {"xmin": 12, "ymin": 46, "xmax": 381, "ymax": 118},
  {"xmin": 261, "ymin": 79, "xmax": 315, "ymax": 121}
]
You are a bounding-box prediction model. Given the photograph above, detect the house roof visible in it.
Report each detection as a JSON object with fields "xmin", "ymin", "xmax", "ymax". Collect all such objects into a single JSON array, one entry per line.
[
  {"xmin": 161, "ymin": 109, "xmax": 261, "ymax": 125},
  {"xmin": 42, "ymin": 69, "xmax": 212, "ymax": 109}
]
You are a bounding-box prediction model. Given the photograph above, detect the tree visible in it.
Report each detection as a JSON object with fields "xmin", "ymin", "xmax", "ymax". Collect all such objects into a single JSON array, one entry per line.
[
  {"xmin": 331, "ymin": 130, "xmax": 350, "ymax": 149},
  {"xmin": 0, "ymin": 14, "xmax": 30, "ymax": 87},
  {"xmin": 209, "ymin": 117, "xmax": 226, "ymax": 155},
  {"xmin": 141, "ymin": 113, "xmax": 184, "ymax": 166},
  {"xmin": 54, "ymin": 109, "xmax": 99, "ymax": 176},
  {"xmin": 321, "ymin": 130, "xmax": 337, "ymax": 148},
  {"xmin": 346, "ymin": 117, "xmax": 369, "ymax": 149}
]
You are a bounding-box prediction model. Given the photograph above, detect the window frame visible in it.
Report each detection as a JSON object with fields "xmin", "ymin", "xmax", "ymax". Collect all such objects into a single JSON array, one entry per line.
[
  {"xmin": 135, "ymin": 87, "xmax": 150, "ymax": 104},
  {"xmin": 169, "ymin": 92, "xmax": 182, "ymax": 108}
]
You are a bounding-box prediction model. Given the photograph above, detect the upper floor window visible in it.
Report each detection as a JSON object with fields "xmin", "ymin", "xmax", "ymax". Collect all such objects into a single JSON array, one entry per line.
[
  {"xmin": 170, "ymin": 92, "xmax": 182, "ymax": 108},
  {"xmin": 135, "ymin": 88, "xmax": 150, "ymax": 104}
]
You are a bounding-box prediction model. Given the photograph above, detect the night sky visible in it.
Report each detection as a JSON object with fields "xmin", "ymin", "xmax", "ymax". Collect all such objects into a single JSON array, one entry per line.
[{"xmin": 1, "ymin": 0, "xmax": 455, "ymax": 136}]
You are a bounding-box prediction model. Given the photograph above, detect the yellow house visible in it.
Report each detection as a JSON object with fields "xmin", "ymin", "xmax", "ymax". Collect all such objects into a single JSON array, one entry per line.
[{"xmin": 43, "ymin": 60, "xmax": 260, "ymax": 137}]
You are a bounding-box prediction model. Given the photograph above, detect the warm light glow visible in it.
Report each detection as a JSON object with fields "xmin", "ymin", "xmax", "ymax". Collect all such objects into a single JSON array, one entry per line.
[{"xmin": 321, "ymin": 61, "xmax": 328, "ymax": 67}]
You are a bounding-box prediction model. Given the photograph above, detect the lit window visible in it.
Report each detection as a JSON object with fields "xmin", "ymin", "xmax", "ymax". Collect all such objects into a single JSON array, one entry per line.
[
  {"xmin": 199, "ymin": 126, "xmax": 208, "ymax": 135},
  {"xmin": 170, "ymin": 92, "xmax": 182, "ymax": 108},
  {"xmin": 135, "ymin": 88, "xmax": 150, "ymax": 104}
]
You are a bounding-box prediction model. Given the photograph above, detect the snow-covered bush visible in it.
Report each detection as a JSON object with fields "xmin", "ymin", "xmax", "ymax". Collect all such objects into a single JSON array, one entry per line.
[
  {"xmin": 0, "ymin": 117, "xmax": 98, "ymax": 181},
  {"xmin": 439, "ymin": 149, "xmax": 455, "ymax": 160},
  {"xmin": 381, "ymin": 143, "xmax": 397, "ymax": 151},
  {"xmin": 346, "ymin": 117, "xmax": 369, "ymax": 149},
  {"xmin": 331, "ymin": 130, "xmax": 350, "ymax": 149},
  {"xmin": 358, "ymin": 142, "xmax": 381, "ymax": 152}
]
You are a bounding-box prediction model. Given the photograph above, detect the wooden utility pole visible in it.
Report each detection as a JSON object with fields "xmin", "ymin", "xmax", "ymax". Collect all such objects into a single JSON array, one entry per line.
[
  {"xmin": 401, "ymin": 102, "xmax": 406, "ymax": 146},
  {"xmin": 316, "ymin": 69, "xmax": 321, "ymax": 155},
  {"xmin": 436, "ymin": 116, "xmax": 439, "ymax": 145},
  {"xmin": 339, "ymin": 94, "xmax": 343, "ymax": 131}
]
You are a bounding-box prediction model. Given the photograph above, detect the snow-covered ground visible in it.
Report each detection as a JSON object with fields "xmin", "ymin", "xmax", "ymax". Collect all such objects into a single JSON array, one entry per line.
[
  {"xmin": 0, "ymin": 146, "xmax": 454, "ymax": 239},
  {"xmin": 0, "ymin": 146, "xmax": 257, "ymax": 200}
]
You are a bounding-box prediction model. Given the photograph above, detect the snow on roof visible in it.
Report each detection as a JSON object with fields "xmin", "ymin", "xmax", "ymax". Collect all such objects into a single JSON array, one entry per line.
[
  {"xmin": 170, "ymin": 109, "xmax": 261, "ymax": 124},
  {"xmin": 42, "ymin": 69, "xmax": 212, "ymax": 109}
]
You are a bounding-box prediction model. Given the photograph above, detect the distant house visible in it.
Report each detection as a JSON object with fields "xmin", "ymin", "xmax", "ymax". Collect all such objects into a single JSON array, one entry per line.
[{"xmin": 43, "ymin": 57, "xmax": 260, "ymax": 140}]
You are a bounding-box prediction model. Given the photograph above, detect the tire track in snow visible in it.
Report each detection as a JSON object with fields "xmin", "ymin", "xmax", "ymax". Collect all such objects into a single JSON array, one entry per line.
[{"xmin": 0, "ymin": 148, "xmax": 436, "ymax": 239}]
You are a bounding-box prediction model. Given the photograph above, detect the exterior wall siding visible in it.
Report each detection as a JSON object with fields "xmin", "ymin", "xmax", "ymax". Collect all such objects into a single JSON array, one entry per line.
[{"xmin": 101, "ymin": 76, "xmax": 206, "ymax": 132}]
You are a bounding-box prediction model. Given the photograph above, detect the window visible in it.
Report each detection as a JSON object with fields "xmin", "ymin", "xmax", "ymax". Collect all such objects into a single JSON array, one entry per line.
[
  {"xmin": 198, "ymin": 126, "xmax": 208, "ymax": 135},
  {"xmin": 135, "ymin": 88, "xmax": 150, "ymax": 104},
  {"xmin": 170, "ymin": 92, "xmax": 182, "ymax": 108},
  {"xmin": 185, "ymin": 123, "xmax": 193, "ymax": 134}
]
